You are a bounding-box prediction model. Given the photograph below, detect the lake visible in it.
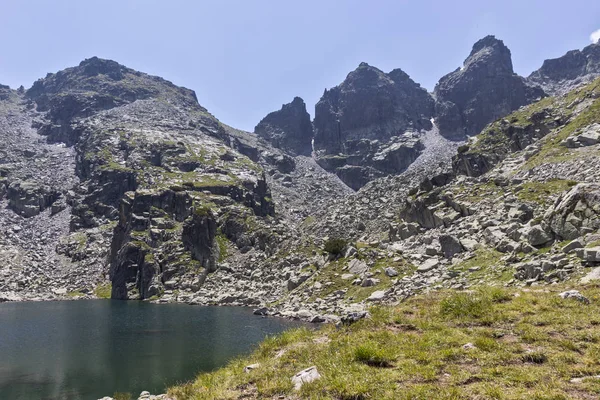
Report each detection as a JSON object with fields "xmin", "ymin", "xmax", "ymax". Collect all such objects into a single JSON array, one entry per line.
[{"xmin": 0, "ymin": 300, "xmax": 304, "ymax": 400}]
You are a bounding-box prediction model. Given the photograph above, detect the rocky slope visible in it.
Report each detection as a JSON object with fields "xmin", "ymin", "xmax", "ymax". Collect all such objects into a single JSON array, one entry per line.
[{"xmin": 528, "ymin": 41, "xmax": 600, "ymax": 95}]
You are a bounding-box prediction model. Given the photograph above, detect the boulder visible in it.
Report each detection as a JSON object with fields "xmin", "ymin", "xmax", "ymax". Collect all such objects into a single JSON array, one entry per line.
[
  {"xmin": 291, "ymin": 366, "xmax": 321, "ymax": 390},
  {"xmin": 439, "ymin": 235, "xmax": 464, "ymax": 259},
  {"xmin": 525, "ymin": 225, "xmax": 554, "ymax": 247}
]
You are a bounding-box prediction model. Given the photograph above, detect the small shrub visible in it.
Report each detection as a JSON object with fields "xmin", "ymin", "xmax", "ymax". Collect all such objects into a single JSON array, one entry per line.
[
  {"xmin": 324, "ymin": 238, "xmax": 347, "ymax": 255},
  {"xmin": 439, "ymin": 292, "xmax": 489, "ymax": 319},
  {"xmin": 521, "ymin": 351, "xmax": 547, "ymax": 364},
  {"xmin": 113, "ymin": 393, "xmax": 131, "ymax": 400},
  {"xmin": 353, "ymin": 342, "xmax": 393, "ymax": 367}
]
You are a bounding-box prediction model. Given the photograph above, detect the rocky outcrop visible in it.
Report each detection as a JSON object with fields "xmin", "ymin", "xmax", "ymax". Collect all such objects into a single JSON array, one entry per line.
[
  {"xmin": 254, "ymin": 97, "xmax": 313, "ymax": 156},
  {"xmin": 528, "ymin": 42, "xmax": 600, "ymax": 95},
  {"xmin": 544, "ymin": 184, "xmax": 600, "ymax": 240},
  {"xmin": 435, "ymin": 35, "xmax": 544, "ymax": 139}
]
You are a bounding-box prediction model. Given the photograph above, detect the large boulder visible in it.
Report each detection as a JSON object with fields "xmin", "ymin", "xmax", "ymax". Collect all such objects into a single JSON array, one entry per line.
[{"xmin": 545, "ymin": 184, "xmax": 600, "ymax": 240}]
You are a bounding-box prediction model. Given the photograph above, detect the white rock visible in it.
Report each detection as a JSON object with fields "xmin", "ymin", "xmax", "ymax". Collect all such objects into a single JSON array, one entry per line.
[
  {"xmin": 291, "ymin": 366, "xmax": 321, "ymax": 390},
  {"xmin": 244, "ymin": 363, "xmax": 260, "ymax": 373},
  {"xmin": 417, "ymin": 258, "xmax": 439, "ymax": 273}
]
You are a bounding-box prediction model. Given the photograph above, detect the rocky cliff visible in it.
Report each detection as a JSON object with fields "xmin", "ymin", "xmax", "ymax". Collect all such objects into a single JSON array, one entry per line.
[
  {"xmin": 528, "ymin": 41, "xmax": 600, "ymax": 95},
  {"xmin": 434, "ymin": 35, "xmax": 544, "ymax": 139},
  {"xmin": 254, "ymin": 97, "xmax": 313, "ymax": 156}
]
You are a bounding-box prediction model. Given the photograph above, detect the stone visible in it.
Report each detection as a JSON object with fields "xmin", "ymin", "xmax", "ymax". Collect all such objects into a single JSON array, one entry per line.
[
  {"xmin": 244, "ymin": 363, "xmax": 260, "ymax": 373},
  {"xmin": 525, "ymin": 225, "xmax": 554, "ymax": 247},
  {"xmin": 291, "ymin": 366, "xmax": 321, "ymax": 390},
  {"xmin": 559, "ymin": 290, "xmax": 590, "ymax": 304},
  {"xmin": 348, "ymin": 259, "xmax": 369, "ymax": 275},
  {"xmin": 341, "ymin": 273, "xmax": 355, "ymax": 280},
  {"xmin": 545, "ymin": 184, "xmax": 600, "ymax": 240},
  {"xmin": 439, "ymin": 235, "xmax": 464, "ymax": 259},
  {"xmin": 580, "ymin": 247, "xmax": 600, "ymax": 264},
  {"xmin": 581, "ymin": 267, "xmax": 600, "ymax": 284},
  {"xmin": 562, "ymin": 239, "xmax": 584, "ymax": 253},
  {"xmin": 384, "ymin": 267, "xmax": 398, "ymax": 277},
  {"xmin": 360, "ymin": 278, "xmax": 379, "ymax": 287},
  {"xmin": 417, "ymin": 258, "xmax": 439, "ymax": 273},
  {"xmin": 367, "ymin": 290, "xmax": 386, "ymax": 302}
]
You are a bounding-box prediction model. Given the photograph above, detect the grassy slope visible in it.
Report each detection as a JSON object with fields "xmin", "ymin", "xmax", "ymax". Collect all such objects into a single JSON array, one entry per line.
[{"xmin": 169, "ymin": 285, "xmax": 600, "ymax": 399}]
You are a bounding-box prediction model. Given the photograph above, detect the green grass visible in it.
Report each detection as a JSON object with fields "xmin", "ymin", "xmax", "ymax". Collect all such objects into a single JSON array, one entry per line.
[
  {"xmin": 94, "ymin": 283, "xmax": 112, "ymax": 299},
  {"xmin": 516, "ymin": 179, "xmax": 578, "ymax": 204},
  {"xmin": 169, "ymin": 285, "xmax": 600, "ymax": 399}
]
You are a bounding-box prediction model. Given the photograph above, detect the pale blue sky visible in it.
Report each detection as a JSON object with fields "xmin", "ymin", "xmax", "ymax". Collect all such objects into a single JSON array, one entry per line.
[{"xmin": 1, "ymin": 0, "xmax": 599, "ymax": 131}]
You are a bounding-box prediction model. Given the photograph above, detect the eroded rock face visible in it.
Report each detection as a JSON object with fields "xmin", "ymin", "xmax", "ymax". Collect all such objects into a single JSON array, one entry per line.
[
  {"xmin": 435, "ymin": 35, "xmax": 544, "ymax": 139},
  {"xmin": 255, "ymin": 97, "xmax": 313, "ymax": 156},
  {"xmin": 314, "ymin": 63, "xmax": 434, "ymax": 154},
  {"xmin": 312, "ymin": 63, "xmax": 434, "ymax": 189},
  {"xmin": 528, "ymin": 42, "xmax": 600, "ymax": 95}
]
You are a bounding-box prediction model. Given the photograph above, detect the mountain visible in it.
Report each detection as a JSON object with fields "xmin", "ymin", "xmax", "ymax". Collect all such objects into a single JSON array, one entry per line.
[
  {"xmin": 254, "ymin": 96, "xmax": 313, "ymax": 156},
  {"xmin": 2, "ymin": 37, "xmax": 600, "ymax": 322},
  {"xmin": 434, "ymin": 35, "xmax": 545, "ymax": 139},
  {"xmin": 311, "ymin": 62, "xmax": 435, "ymax": 189},
  {"xmin": 528, "ymin": 41, "xmax": 600, "ymax": 95}
]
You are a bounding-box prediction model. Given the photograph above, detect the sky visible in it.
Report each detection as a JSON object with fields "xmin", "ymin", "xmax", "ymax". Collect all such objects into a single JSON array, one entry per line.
[{"xmin": 1, "ymin": 1, "xmax": 599, "ymax": 131}]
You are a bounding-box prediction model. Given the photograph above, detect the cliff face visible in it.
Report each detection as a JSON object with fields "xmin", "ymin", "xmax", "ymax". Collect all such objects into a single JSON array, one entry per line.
[
  {"xmin": 528, "ymin": 42, "xmax": 600, "ymax": 95},
  {"xmin": 254, "ymin": 97, "xmax": 313, "ymax": 156},
  {"xmin": 310, "ymin": 63, "xmax": 435, "ymax": 189},
  {"xmin": 313, "ymin": 62, "xmax": 434, "ymax": 154},
  {"xmin": 434, "ymin": 35, "xmax": 544, "ymax": 139}
]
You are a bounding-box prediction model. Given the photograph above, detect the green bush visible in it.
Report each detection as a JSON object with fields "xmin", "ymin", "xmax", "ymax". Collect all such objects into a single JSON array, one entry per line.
[
  {"xmin": 353, "ymin": 341, "xmax": 394, "ymax": 367},
  {"xmin": 113, "ymin": 393, "xmax": 131, "ymax": 400},
  {"xmin": 323, "ymin": 238, "xmax": 347, "ymax": 255}
]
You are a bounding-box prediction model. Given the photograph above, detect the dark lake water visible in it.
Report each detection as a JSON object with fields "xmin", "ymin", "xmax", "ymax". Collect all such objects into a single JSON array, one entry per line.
[{"xmin": 0, "ymin": 300, "xmax": 304, "ymax": 400}]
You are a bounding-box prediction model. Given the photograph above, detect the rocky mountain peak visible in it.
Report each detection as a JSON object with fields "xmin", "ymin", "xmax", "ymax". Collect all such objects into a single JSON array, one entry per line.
[
  {"xmin": 311, "ymin": 61, "xmax": 435, "ymax": 189},
  {"xmin": 434, "ymin": 35, "xmax": 543, "ymax": 139},
  {"xmin": 254, "ymin": 96, "xmax": 314, "ymax": 156},
  {"xmin": 25, "ymin": 57, "xmax": 202, "ymax": 145},
  {"xmin": 527, "ymin": 42, "xmax": 600, "ymax": 95}
]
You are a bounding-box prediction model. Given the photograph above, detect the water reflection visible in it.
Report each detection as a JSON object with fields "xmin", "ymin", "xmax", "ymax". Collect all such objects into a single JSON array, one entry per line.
[{"xmin": 0, "ymin": 300, "xmax": 303, "ymax": 400}]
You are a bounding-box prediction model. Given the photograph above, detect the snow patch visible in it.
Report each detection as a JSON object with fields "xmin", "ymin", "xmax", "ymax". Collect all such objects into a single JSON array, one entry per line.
[{"xmin": 591, "ymin": 29, "xmax": 600, "ymax": 44}]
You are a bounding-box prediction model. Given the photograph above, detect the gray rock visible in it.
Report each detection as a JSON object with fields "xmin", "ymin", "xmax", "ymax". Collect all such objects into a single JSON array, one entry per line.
[
  {"xmin": 367, "ymin": 290, "xmax": 386, "ymax": 302},
  {"xmin": 417, "ymin": 258, "xmax": 439, "ymax": 273},
  {"xmin": 558, "ymin": 290, "xmax": 590, "ymax": 304},
  {"xmin": 384, "ymin": 267, "xmax": 398, "ymax": 277},
  {"xmin": 348, "ymin": 259, "xmax": 369, "ymax": 275},
  {"xmin": 526, "ymin": 225, "xmax": 554, "ymax": 247},
  {"xmin": 439, "ymin": 235, "xmax": 464, "ymax": 259}
]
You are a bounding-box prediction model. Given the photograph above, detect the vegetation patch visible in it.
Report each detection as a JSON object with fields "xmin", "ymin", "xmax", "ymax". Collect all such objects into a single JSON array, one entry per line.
[
  {"xmin": 94, "ymin": 283, "xmax": 112, "ymax": 299},
  {"xmin": 516, "ymin": 179, "xmax": 578, "ymax": 204},
  {"xmin": 323, "ymin": 238, "xmax": 347, "ymax": 255},
  {"xmin": 169, "ymin": 285, "xmax": 600, "ymax": 399}
]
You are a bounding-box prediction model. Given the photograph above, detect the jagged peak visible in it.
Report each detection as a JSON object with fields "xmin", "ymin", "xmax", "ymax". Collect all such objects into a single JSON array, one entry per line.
[{"xmin": 469, "ymin": 35, "xmax": 508, "ymax": 56}]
